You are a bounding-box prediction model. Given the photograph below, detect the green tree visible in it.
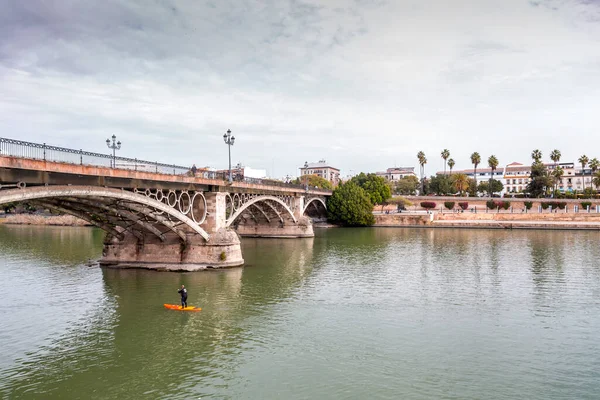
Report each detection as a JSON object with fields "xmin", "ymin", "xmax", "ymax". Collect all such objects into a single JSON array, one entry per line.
[
  {"xmin": 590, "ymin": 158, "xmax": 599, "ymax": 190},
  {"xmin": 579, "ymin": 155, "xmax": 589, "ymax": 191},
  {"xmin": 552, "ymin": 165, "xmax": 564, "ymax": 195},
  {"xmin": 487, "ymin": 155, "xmax": 499, "ymax": 198},
  {"xmin": 527, "ymin": 160, "xmax": 552, "ymax": 198},
  {"xmin": 350, "ymin": 173, "xmax": 391, "ymax": 206},
  {"xmin": 292, "ymin": 174, "xmax": 333, "ymax": 190},
  {"xmin": 417, "ymin": 151, "xmax": 427, "ymax": 194},
  {"xmin": 451, "ymin": 173, "xmax": 469, "ymax": 196},
  {"xmin": 428, "ymin": 174, "xmax": 453, "ymax": 195},
  {"xmin": 470, "ymin": 152, "xmax": 481, "ymax": 188},
  {"xmin": 327, "ymin": 182, "xmax": 375, "ymax": 226},
  {"xmin": 447, "ymin": 158, "xmax": 455, "ymax": 175},
  {"xmin": 531, "ymin": 149, "xmax": 543, "ymax": 163},
  {"xmin": 441, "ymin": 149, "xmax": 450, "ymax": 175},
  {"xmin": 593, "ymin": 171, "xmax": 600, "ymax": 190},
  {"xmin": 468, "ymin": 178, "xmax": 478, "ymax": 197},
  {"xmin": 393, "ymin": 176, "xmax": 419, "ymax": 195},
  {"xmin": 478, "ymin": 179, "xmax": 503, "ymax": 197},
  {"xmin": 550, "ymin": 149, "xmax": 561, "ymax": 165}
]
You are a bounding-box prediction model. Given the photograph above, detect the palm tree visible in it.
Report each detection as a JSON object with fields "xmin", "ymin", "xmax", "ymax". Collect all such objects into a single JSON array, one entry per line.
[
  {"xmin": 470, "ymin": 152, "xmax": 481, "ymax": 190},
  {"xmin": 579, "ymin": 155, "xmax": 589, "ymax": 191},
  {"xmin": 590, "ymin": 158, "xmax": 599, "ymax": 190},
  {"xmin": 553, "ymin": 165, "xmax": 564, "ymax": 195},
  {"xmin": 593, "ymin": 171, "xmax": 600, "ymax": 191},
  {"xmin": 452, "ymin": 173, "xmax": 469, "ymax": 196},
  {"xmin": 531, "ymin": 149, "xmax": 542, "ymax": 164},
  {"xmin": 550, "ymin": 149, "xmax": 561, "ymax": 165},
  {"xmin": 417, "ymin": 151, "xmax": 427, "ymax": 194},
  {"xmin": 441, "ymin": 149, "xmax": 450, "ymax": 175},
  {"xmin": 447, "ymin": 158, "xmax": 455, "ymax": 175},
  {"xmin": 487, "ymin": 155, "xmax": 499, "ymax": 197}
]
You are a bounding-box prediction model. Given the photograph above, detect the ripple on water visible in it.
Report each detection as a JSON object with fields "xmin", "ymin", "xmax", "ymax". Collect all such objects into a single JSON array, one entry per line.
[{"xmin": 2, "ymin": 227, "xmax": 600, "ymax": 399}]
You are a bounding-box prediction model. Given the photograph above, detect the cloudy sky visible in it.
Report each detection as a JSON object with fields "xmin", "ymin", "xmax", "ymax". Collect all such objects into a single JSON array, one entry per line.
[{"xmin": 1, "ymin": 0, "xmax": 599, "ymax": 178}]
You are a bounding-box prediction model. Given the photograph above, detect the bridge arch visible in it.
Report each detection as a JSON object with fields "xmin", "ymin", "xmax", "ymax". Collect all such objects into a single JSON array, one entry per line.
[
  {"xmin": 226, "ymin": 195, "xmax": 297, "ymax": 227},
  {"xmin": 303, "ymin": 197, "xmax": 327, "ymax": 220},
  {"xmin": 303, "ymin": 197, "xmax": 327, "ymax": 215},
  {"xmin": 0, "ymin": 185, "xmax": 210, "ymax": 242}
]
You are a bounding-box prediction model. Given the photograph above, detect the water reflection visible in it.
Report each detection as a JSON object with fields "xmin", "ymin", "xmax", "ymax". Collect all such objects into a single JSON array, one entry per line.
[
  {"xmin": 1, "ymin": 229, "xmax": 317, "ymax": 399},
  {"xmin": 1, "ymin": 226, "xmax": 600, "ymax": 399}
]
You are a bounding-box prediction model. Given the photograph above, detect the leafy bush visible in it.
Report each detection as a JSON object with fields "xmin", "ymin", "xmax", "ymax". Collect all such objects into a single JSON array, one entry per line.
[
  {"xmin": 458, "ymin": 202, "xmax": 468, "ymax": 210},
  {"xmin": 420, "ymin": 201, "xmax": 436, "ymax": 209},
  {"xmin": 565, "ymin": 192, "xmax": 577, "ymax": 199},
  {"xmin": 486, "ymin": 199, "xmax": 497, "ymax": 209},
  {"xmin": 541, "ymin": 202, "xmax": 550, "ymax": 210},
  {"xmin": 327, "ymin": 182, "xmax": 375, "ymax": 226},
  {"xmin": 500, "ymin": 201, "xmax": 510, "ymax": 210},
  {"xmin": 548, "ymin": 201, "xmax": 567, "ymax": 210},
  {"xmin": 581, "ymin": 201, "xmax": 592, "ymax": 209},
  {"xmin": 524, "ymin": 201, "xmax": 533, "ymax": 210},
  {"xmin": 444, "ymin": 201, "xmax": 455, "ymax": 210}
]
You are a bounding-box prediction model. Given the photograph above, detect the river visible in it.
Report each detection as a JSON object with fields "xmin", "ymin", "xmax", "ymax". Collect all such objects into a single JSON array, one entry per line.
[{"xmin": 1, "ymin": 225, "xmax": 599, "ymax": 399}]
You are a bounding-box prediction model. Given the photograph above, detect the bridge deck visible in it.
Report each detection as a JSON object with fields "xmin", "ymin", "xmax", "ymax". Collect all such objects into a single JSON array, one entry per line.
[{"xmin": 0, "ymin": 156, "xmax": 331, "ymax": 196}]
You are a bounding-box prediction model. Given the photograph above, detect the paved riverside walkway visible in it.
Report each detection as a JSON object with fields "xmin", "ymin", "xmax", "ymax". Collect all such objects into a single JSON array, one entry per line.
[{"xmin": 431, "ymin": 219, "xmax": 600, "ymax": 230}]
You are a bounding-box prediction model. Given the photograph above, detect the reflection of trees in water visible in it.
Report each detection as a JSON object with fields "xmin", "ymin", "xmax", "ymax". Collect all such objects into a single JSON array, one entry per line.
[
  {"xmin": 1, "ymin": 236, "xmax": 316, "ymax": 399},
  {"xmin": 527, "ymin": 231, "xmax": 569, "ymax": 314},
  {"xmin": 0, "ymin": 225, "xmax": 104, "ymax": 264}
]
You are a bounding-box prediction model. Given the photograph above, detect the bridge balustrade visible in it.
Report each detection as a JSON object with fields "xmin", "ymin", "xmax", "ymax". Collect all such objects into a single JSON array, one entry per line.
[{"xmin": 0, "ymin": 137, "xmax": 330, "ymax": 193}]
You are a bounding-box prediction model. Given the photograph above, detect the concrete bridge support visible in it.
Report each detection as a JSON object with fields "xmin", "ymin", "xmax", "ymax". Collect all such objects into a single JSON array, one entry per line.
[
  {"xmin": 228, "ymin": 195, "xmax": 314, "ymax": 238},
  {"xmin": 102, "ymin": 191, "xmax": 244, "ymax": 270}
]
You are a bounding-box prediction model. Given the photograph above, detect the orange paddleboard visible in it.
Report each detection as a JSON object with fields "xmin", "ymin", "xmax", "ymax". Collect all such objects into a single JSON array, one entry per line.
[{"xmin": 164, "ymin": 304, "xmax": 202, "ymax": 312}]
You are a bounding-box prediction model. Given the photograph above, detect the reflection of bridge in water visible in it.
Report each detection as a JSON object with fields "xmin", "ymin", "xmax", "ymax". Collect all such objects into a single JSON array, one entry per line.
[{"xmin": 0, "ymin": 137, "xmax": 330, "ymax": 270}]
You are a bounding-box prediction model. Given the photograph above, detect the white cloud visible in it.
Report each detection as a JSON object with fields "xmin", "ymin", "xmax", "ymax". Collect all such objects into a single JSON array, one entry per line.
[{"xmin": 1, "ymin": 0, "xmax": 600, "ymax": 177}]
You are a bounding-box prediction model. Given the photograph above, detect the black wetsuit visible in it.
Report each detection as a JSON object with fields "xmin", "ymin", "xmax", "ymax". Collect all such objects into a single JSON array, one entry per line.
[{"xmin": 178, "ymin": 288, "xmax": 188, "ymax": 307}]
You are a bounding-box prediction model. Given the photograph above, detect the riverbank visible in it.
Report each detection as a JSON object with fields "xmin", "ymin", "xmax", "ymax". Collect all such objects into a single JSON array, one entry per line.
[
  {"xmin": 374, "ymin": 211, "xmax": 600, "ymax": 230},
  {"xmin": 0, "ymin": 214, "xmax": 90, "ymax": 226}
]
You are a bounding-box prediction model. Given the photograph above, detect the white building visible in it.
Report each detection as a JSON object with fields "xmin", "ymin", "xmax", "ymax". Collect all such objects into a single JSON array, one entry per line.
[
  {"xmin": 300, "ymin": 160, "xmax": 340, "ymax": 186},
  {"xmin": 375, "ymin": 167, "xmax": 417, "ymax": 181}
]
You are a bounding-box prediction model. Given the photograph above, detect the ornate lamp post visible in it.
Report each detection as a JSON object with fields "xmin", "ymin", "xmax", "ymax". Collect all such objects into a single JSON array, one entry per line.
[
  {"xmin": 106, "ymin": 134, "xmax": 121, "ymax": 169},
  {"xmin": 223, "ymin": 129, "xmax": 235, "ymax": 183},
  {"xmin": 303, "ymin": 161, "xmax": 309, "ymax": 191}
]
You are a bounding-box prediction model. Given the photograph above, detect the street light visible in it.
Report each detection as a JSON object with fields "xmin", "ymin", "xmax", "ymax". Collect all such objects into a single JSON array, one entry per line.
[
  {"xmin": 106, "ymin": 134, "xmax": 121, "ymax": 169},
  {"xmin": 303, "ymin": 161, "xmax": 309, "ymax": 191},
  {"xmin": 223, "ymin": 129, "xmax": 235, "ymax": 183}
]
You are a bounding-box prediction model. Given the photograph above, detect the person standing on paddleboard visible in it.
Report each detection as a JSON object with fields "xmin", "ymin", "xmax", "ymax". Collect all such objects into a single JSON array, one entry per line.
[{"xmin": 178, "ymin": 285, "xmax": 188, "ymax": 308}]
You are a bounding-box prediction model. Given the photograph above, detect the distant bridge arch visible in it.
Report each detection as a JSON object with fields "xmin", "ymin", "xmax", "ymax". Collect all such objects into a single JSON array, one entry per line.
[
  {"xmin": 226, "ymin": 195, "xmax": 297, "ymax": 227},
  {"xmin": 303, "ymin": 197, "xmax": 327, "ymax": 219}
]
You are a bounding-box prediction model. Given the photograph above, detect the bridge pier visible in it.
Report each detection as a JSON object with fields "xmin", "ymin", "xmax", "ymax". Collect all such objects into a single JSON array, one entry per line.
[
  {"xmin": 101, "ymin": 230, "xmax": 243, "ymax": 271},
  {"xmin": 101, "ymin": 192, "xmax": 244, "ymax": 270},
  {"xmin": 235, "ymin": 216, "xmax": 314, "ymax": 238}
]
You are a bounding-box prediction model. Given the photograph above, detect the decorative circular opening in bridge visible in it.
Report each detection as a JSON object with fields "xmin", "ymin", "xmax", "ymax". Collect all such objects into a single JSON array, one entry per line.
[
  {"xmin": 178, "ymin": 191, "xmax": 192, "ymax": 215},
  {"xmin": 167, "ymin": 190, "xmax": 178, "ymax": 208},
  {"xmin": 232, "ymin": 194, "xmax": 241, "ymax": 211},
  {"xmin": 155, "ymin": 189, "xmax": 164, "ymax": 202},
  {"xmin": 225, "ymin": 194, "xmax": 233, "ymax": 219},
  {"xmin": 190, "ymin": 192, "xmax": 207, "ymax": 224}
]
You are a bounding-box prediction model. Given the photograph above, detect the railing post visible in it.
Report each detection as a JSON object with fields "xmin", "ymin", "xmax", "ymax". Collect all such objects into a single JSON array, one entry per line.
[
  {"xmin": 155, "ymin": 162, "xmax": 158, "ymax": 173},
  {"xmin": 80, "ymin": 149, "xmax": 83, "ymax": 165},
  {"xmin": 135, "ymin": 158, "xmax": 137, "ymax": 171},
  {"xmin": 43, "ymin": 143, "xmax": 46, "ymax": 161}
]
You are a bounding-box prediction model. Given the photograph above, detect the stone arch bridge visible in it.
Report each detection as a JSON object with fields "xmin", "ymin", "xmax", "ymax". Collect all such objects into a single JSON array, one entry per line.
[{"xmin": 0, "ymin": 149, "xmax": 330, "ymax": 270}]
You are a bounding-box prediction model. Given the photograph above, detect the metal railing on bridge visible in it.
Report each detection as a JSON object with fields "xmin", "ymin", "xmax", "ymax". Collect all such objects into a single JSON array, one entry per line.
[{"xmin": 0, "ymin": 137, "xmax": 331, "ymax": 193}]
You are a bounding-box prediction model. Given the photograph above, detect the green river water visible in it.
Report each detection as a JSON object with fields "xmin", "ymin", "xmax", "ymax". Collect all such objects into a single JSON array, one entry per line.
[{"xmin": 1, "ymin": 225, "xmax": 599, "ymax": 399}]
